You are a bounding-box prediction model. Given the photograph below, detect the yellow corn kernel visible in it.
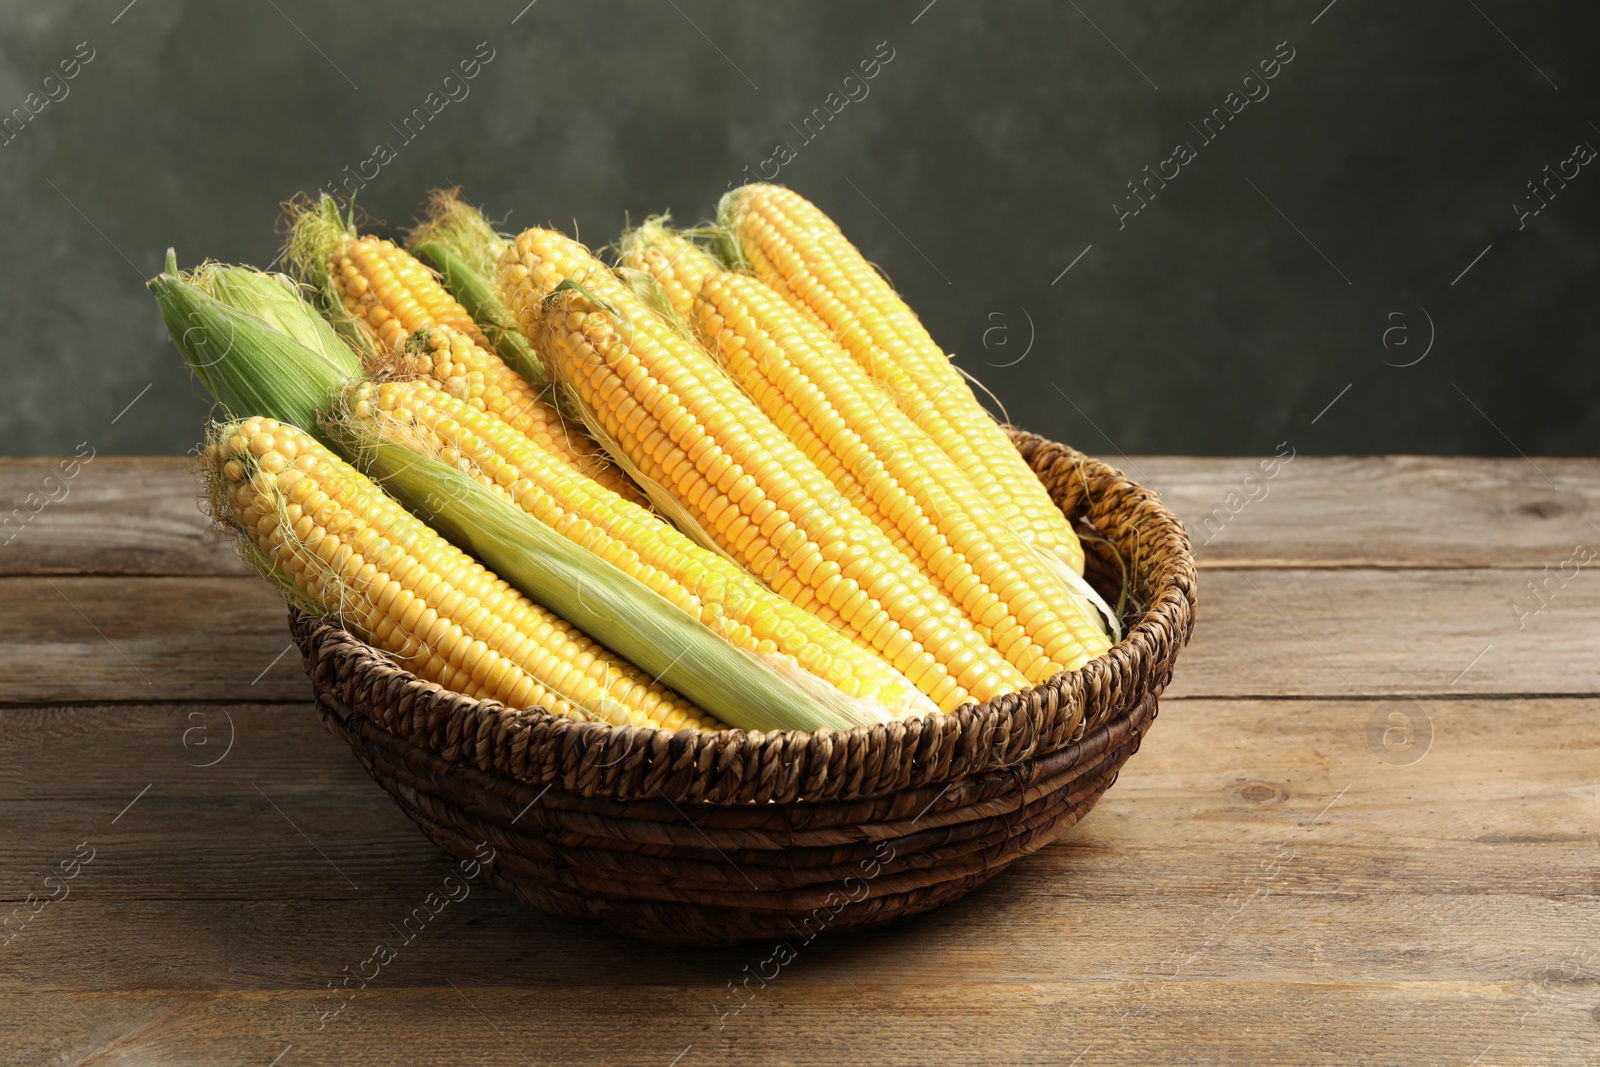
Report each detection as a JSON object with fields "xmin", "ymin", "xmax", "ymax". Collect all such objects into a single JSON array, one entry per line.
[
  {"xmin": 305, "ymin": 215, "xmax": 645, "ymax": 506},
  {"xmin": 620, "ymin": 220, "xmax": 719, "ymax": 323}
]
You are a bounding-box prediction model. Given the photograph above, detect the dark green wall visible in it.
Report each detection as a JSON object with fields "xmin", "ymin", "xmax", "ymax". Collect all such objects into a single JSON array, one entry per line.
[{"xmin": 2, "ymin": 0, "xmax": 1595, "ymax": 457}]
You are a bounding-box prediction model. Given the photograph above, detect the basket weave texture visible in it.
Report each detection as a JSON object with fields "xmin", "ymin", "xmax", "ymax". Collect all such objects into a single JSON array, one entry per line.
[{"xmin": 294, "ymin": 433, "xmax": 1197, "ymax": 945}]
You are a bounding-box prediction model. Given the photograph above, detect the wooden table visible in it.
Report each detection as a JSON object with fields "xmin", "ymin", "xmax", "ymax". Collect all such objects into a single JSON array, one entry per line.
[{"xmin": 3, "ymin": 455, "xmax": 1596, "ymax": 1066}]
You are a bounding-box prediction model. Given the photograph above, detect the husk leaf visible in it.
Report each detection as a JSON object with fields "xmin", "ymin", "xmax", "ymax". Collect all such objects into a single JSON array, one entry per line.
[
  {"xmin": 149, "ymin": 255, "xmax": 351, "ymax": 454},
  {"xmin": 186, "ymin": 262, "xmax": 361, "ymax": 379}
]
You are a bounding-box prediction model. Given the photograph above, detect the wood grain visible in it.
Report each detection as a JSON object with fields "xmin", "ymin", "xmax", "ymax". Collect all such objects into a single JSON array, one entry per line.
[
  {"xmin": 0, "ymin": 458, "xmax": 248, "ymax": 577},
  {"xmin": 2, "ymin": 766, "xmax": 1594, "ymax": 902},
  {"xmin": 0, "ymin": 577, "xmax": 307, "ymax": 703},
  {"xmin": 6, "ymin": 889, "xmax": 1597, "ymax": 992},
  {"xmin": 2, "ymin": 700, "xmax": 1593, "ymax": 996},
  {"xmin": 1125, "ymin": 454, "xmax": 1600, "ymax": 569},
  {"xmin": 4, "ymin": 983, "xmax": 1594, "ymax": 1067},
  {"xmin": 1168, "ymin": 567, "xmax": 1600, "ymax": 698}
]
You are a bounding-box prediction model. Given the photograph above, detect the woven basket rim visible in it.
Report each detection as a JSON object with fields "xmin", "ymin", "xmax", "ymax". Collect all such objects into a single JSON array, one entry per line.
[{"xmin": 292, "ymin": 432, "xmax": 1197, "ymax": 804}]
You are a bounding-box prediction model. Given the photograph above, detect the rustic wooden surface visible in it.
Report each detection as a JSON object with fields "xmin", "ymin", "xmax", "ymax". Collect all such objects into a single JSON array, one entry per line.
[{"xmin": 1, "ymin": 455, "xmax": 1596, "ymax": 1067}]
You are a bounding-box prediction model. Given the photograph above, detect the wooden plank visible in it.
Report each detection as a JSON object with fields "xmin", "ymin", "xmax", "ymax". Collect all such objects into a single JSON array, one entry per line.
[
  {"xmin": 0, "ymin": 458, "xmax": 248, "ymax": 577},
  {"xmin": 2, "ymin": 696, "xmax": 1589, "ymax": 1063},
  {"xmin": 0, "ymin": 577, "xmax": 307, "ymax": 703},
  {"xmin": 1124, "ymin": 454, "xmax": 1600, "ymax": 569},
  {"xmin": 1164, "ymin": 567, "xmax": 1600, "ymax": 698},
  {"xmin": 5, "ymin": 983, "xmax": 1594, "ymax": 1067},
  {"xmin": 4, "ymin": 566, "xmax": 1595, "ymax": 704},
  {"xmin": 0, "ymin": 704, "xmax": 343, "ymax": 801},
  {"xmin": 6, "ymin": 456, "xmax": 1598, "ymax": 578},
  {"xmin": 4, "ymin": 881, "xmax": 1595, "ymax": 993}
]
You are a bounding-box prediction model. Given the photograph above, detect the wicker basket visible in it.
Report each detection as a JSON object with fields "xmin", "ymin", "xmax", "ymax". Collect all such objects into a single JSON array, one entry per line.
[{"xmin": 293, "ymin": 433, "xmax": 1197, "ymax": 945}]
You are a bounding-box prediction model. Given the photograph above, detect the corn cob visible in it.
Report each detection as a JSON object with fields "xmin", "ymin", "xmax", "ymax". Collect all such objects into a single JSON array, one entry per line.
[
  {"xmin": 285, "ymin": 196, "xmax": 642, "ymax": 503},
  {"xmin": 206, "ymin": 416, "xmax": 717, "ymax": 730},
  {"xmin": 407, "ymin": 188, "xmax": 549, "ymax": 385},
  {"xmin": 391, "ymin": 324, "xmax": 631, "ymax": 495},
  {"xmin": 499, "ymin": 227, "xmax": 1029, "ymax": 712},
  {"xmin": 150, "ymin": 258, "xmax": 351, "ymax": 446},
  {"xmin": 623, "ymin": 229, "xmax": 1110, "ymax": 680},
  {"xmin": 286, "ymin": 196, "xmax": 488, "ymax": 354},
  {"xmin": 331, "ymin": 230, "xmax": 483, "ymax": 352},
  {"xmin": 356, "ymin": 438, "xmax": 903, "ymax": 734},
  {"xmin": 186, "ymin": 261, "xmax": 362, "ymax": 380},
  {"xmin": 341, "ymin": 376, "xmax": 938, "ymax": 720},
  {"xmin": 720, "ymin": 184, "xmax": 1087, "ymax": 574},
  {"xmin": 621, "ymin": 218, "xmax": 719, "ymax": 324}
]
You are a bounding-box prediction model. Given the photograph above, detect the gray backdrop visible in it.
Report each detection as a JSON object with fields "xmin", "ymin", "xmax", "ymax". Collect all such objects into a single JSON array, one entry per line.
[{"xmin": 2, "ymin": 0, "xmax": 1595, "ymax": 457}]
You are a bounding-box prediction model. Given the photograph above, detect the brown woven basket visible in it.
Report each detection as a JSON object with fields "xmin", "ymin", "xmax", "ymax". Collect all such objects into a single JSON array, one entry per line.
[{"xmin": 292, "ymin": 433, "xmax": 1197, "ymax": 945}]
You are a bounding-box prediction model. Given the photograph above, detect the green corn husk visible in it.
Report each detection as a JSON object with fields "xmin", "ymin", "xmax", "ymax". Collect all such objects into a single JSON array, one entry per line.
[
  {"xmin": 344, "ymin": 437, "xmax": 887, "ymax": 734},
  {"xmin": 189, "ymin": 262, "xmax": 361, "ymax": 378},
  {"xmin": 282, "ymin": 193, "xmax": 387, "ymax": 361},
  {"xmin": 406, "ymin": 190, "xmax": 550, "ymax": 387},
  {"xmin": 149, "ymin": 251, "xmax": 352, "ymax": 451}
]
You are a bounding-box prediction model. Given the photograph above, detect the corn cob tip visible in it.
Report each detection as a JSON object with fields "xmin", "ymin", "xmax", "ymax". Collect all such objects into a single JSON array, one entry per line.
[
  {"xmin": 155, "ymin": 249, "xmax": 362, "ymax": 381},
  {"xmin": 500, "ymin": 228, "xmax": 644, "ymax": 328},
  {"xmin": 716, "ymin": 182, "xmax": 801, "ymax": 218},
  {"xmin": 147, "ymin": 248, "xmax": 185, "ymax": 298},
  {"xmin": 282, "ymin": 192, "xmax": 357, "ymax": 287},
  {"xmin": 713, "ymin": 186, "xmax": 748, "ymax": 229},
  {"xmin": 197, "ymin": 417, "xmax": 328, "ymax": 619},
  {"xmin": 406, "ymin": 188, "xmax": 508, "ymax": 278},
  {"xmin": 282, "ymin": 192, "xmax": 396, "ymax": 360},
  {"xmin": 613, "ymin": 229, "xmax": 692, "ymax": 327},
  {"xmin": 616, "ymin": 219, "xmax": 730, "ymax": 342},
  {"xmin": 201, "ymin": 414, "xmax": 373, "ymax": 617},
  {"xmin": 697, "ymin": 194, "xmax": 754, "ymax": 272},
  {"xmin": 405, "ymin": 192, "xmax": 556, "ymax": 387},
  {"xmin": 615, "ymin": 213, "xmax": 677, "ymax": 255},
  {"xmin": 497, "ymin": 227, "xmax": 596, "ymax": 320},
  {"xmin": 298, "ymin": 200, "xmax": 498, "ymax": 363},
  {"xmin": 714, "ymin": 182, "xmax": 791, "ymax": 237}
]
